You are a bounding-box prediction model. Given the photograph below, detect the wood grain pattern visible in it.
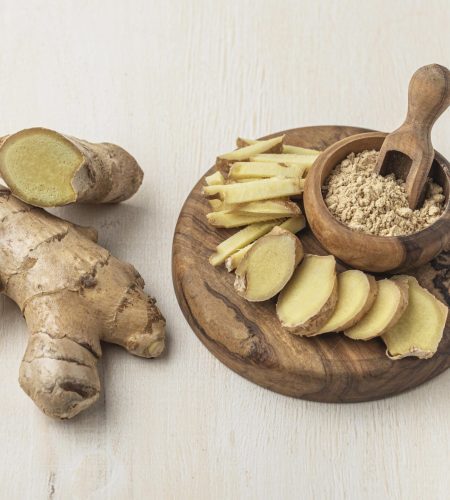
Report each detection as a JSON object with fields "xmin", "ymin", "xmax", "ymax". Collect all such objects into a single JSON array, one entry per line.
[
  {"xmin": 304, "ymin": 132, "xmax": 450, "ymax": 272},
  {"xmin": 374, "ymin": 64, "xmax": 450, "ymax": 209},
  {"xmin": 173, "ymin": 126, "xmax": 450, "ymax": 403}
]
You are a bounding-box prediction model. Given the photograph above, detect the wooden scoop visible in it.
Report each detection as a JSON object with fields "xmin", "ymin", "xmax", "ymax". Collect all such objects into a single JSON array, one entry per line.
[{"xmin": 374, "ymin": 64, "xmax": 450, "ymax": 209}]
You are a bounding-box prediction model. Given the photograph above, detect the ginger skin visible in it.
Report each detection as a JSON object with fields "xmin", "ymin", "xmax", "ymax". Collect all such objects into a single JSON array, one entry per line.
[
  {"xmin": 0, "ymin": 187, "xmax": 165, "ymax": 419},
  {"xmin": 0, "ymin": 128, "xmax": 144, "ymax": 207}
]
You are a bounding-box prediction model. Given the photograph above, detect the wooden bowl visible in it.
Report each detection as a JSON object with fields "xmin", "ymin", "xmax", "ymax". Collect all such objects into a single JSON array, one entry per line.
[{"xmin": 303, "ymin": 132, "xmax": 450, "ymax": 272}]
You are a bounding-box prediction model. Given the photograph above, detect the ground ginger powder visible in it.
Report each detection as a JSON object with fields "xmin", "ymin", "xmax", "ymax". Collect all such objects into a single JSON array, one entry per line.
[{"xmin": 324, "ymin": 150, "xmax": 445, "ymax": 236}]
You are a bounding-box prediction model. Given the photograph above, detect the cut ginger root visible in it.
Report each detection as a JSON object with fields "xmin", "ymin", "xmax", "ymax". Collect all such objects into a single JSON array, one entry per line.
[
  {"xmin": 236, "ymin": 137, "xmax": 320, "ymax": 156},
  {"xmin": 229, "ymin": 161, "xmax": 305, "ymax": 180},
  {"xmin": 0, "ymin": 187, "xmax": 165, "ymax": 419},
  {"xmin": 234, "ymin": 227, "xmax": 303, "ymax": 301},
  {"xmin": 206, "ymin": 199, "xmax": 301, "ymax": 228},
  {"xmin": 209, "ymin": 220, "xmax": 284, "ymax": 266},
  {"xmin": 225, "ymin": 216, "xmax": 306, "ymax": 271},
  {"xmin": 203, "ymin": 177, "xmax": 304, "ymax": 204},
  {"xmin": 216, "ymin": 136, "xmax": 284, "ymax": 173},
  {"xmin": 276, "ymin": 254, "xmax": 337, "ymax": 336},
  {"xmin": 381, "ymin": 276, "xmax": 448, "ymax": 359},
  {"xmin": 313, "ymin": 270, "xmax": 378, "ymax": 335},
  {"xmin": 206, "ymin": 211, "xmax": 286, "ymax": 228},
  {"xmin": 345, "ymin": 279, "xmax": 409, "ymax": 340},
  {"xmin": 0, "ymin": 127, "xmax": 143, "ymax": 207},
  {"xmin": 232, "ymin": 199, "xmax": 301, "ymax": 216}
]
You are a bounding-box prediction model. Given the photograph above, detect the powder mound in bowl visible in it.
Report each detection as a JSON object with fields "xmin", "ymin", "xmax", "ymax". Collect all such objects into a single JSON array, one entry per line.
[{"xmin": 324, "ymin": 150, "xmax": 445, "ymax": 237}]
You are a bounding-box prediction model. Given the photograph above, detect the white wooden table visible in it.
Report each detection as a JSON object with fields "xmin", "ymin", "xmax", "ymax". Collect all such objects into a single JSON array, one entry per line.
[{"xmin": 1, "ymin": 1, "xmax": 449, "ymax": 499}]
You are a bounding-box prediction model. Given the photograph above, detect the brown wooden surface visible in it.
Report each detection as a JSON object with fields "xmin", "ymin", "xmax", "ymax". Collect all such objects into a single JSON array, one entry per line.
[
  {"xmin": 304, "ymin": 132, "xmax": 450, "ymax": 272},
  {"xmin": 374, "ymin": 64, "xmax": 450, "ymax": 209},
  {"xmin": 172, "ymin": 125, "xmax": 450, "ymax": 403}
]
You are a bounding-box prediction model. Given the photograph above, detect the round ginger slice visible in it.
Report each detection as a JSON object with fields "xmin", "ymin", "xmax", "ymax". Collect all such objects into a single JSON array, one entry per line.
[
  {"xmin": 234, "ymin": 227, "xmax": 303, "ymax": 302},
  {"xmin": 312, "ymin": 270, "xmax": 378, "ymax": 335},
  {"xmin": 381, "ymin": 276, "xmax": 448, "ymax": 360},
  {"xmin": 276, "ymin": 254, "xmax": 337, "ymax": 336},
  {"xmin": 344, "ymin": 279, "xmax": 409, "ymax": 340}
]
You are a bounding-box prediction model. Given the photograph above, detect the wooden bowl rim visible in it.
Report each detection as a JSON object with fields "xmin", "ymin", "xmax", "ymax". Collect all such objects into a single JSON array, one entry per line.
[{"xmin": 305, "ymin": 131, "xmax": 450, "ymax": 244}]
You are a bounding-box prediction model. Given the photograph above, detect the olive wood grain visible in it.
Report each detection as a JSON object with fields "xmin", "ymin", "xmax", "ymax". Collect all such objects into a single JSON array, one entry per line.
[
  {"xmin": 304, "ymin": 132, "xmax": 450, "ymax": 272},
  {"xmin": 172, "ymin": 125, "xmax": 450, "ymax": 403},
  {"xmin": 374, "ymin": 64, "xmax": 450, "ymax": 209}
]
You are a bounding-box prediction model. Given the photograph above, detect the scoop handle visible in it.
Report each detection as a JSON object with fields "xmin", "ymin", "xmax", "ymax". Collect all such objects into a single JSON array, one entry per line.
[{"xmin": 405, "ymin": 64, "xmax": 450, "ymax": 130}]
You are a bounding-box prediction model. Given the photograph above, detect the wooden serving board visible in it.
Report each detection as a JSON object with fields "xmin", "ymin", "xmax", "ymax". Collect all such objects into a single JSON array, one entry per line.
[{"xmin": 172, "ymin": 125, "xmax": 450, "ymax": 402}]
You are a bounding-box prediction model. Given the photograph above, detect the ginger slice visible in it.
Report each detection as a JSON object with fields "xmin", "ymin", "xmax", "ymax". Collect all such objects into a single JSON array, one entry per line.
[
  {"xmin": 229, "ymin": 161, "xmax": 305, "ymax": 180},
  {"xmin": 345, "ymin": 279, "xmax": 409, "ymax": 340},
  {"xmin": 0, "ymin": 128, "xmax": 143, "ymax": 207},
  {"xmin": 232, "ymin": 199, "xmax": 300, "ymax": 216},
  {"xmin": 206, "ymin": 211, "xmax": 288, "ymax": 228},
  {"xmin": 216, "ymin": 136, "xmax": 284, "ymax": 172},
  {"xmin": 313, "ymin": 270, "xmax": 378, "ymax": 335},
  {"xmin": 225, "ymin": 216, "xmax": 306, "ymax": 271},
  {"xmin": 203, "ymin": 177, "xmax": 304, "ymax": 204},
  {"xmin": 209, "ymin": 219, "xmax": 285, "ymax": 266},
  {"xmin": 381, "ymin": 276, "xmax": 448, "ymax": 360},
  {"xmin": 282, "ymin": 144, "xmax": 320, "ymax": 155},
  {"xmin": 276, "ymin": 254, "xmax": 337, "ymax": 336},
  {"xmin": 234, "ymin": 228, "xmax": 304, "ymax": 301},
  {"xmin": 236, "ymin": 137, "xmax": 319, "ymax": 156},
  {"xmin": 250, "ymin": 153, "xmax": 317, "ymax": 167}
]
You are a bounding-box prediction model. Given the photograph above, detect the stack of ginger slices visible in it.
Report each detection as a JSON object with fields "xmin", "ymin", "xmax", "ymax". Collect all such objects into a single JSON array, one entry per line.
[{"xmin": 202, "ymin": 135, "xmax": 448, "ymax": 360}]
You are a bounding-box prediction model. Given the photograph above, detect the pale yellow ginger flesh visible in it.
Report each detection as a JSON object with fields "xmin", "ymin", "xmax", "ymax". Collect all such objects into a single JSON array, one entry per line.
[
  {"xmin": 250, "ymin": 154, "xmax": 318, "ymax": 168},
  {"xmin": 203, "ymin": 177, "xmax": 304, "ymax": 204},
  {"xmin": 206, "ymin": 211, "xmax": 287, "ymax": 228},
  {"xmin": 209, "ymin": 219, "xmax": 284, "ymax": 266},
  {"xmin": 0, "ymin": 128, "xmax": 143, "ymax": 207},
  {"xmin": 205, "ymin": 171, "xmax": 225, "ymax": 185},
  {"xmin": 236, "ymin": 137, "xmax": 320, "ymax": 155},
  {"xmin": 282, "ymin": 144, "xmax": 320, "ymax": 155},
  {"xmin": 225, "ymin": 243, "xmax": 254, "ymax": 272},
  {"xmin": 234, "ymin": 228, "xmax": 304, "ymax": 301},
  {"xmin": 229, "ymin": 162, "xmax": 305, "ymax": 179},
  {"xmin": 344, "ymin": 279, "xmax": 409, "ymax": 340},
  {"xmin": 276, "ymin": 254, "xmax": 337, "ymax": 335},
  {"xmin": 0, "ymin": 187, "xmax": 165, "ymax": 419},
  {"xmin": 381, "ymin": 276, "xmax": 448, "ymax": 359},
  {"xmin": 218, "ymin": 136, "xmax": 284, "ymax": 166},
  {"xmin": 0, "ymin": 129, "xmax": 82, "ymax": 206},
  {"xmin": 225, "ymin": 216, "xmax": 306, "ymax": 271},
  {"xmin": 314, "ymin": 270, "xmax": 378, "ymax": 335},
  {"xmin": 231, "ymin": 199, "xmax": 300, "ymax": 216},
  {"xmin": 208, "ymin": 198, "xmax": 226, "ymax": 211}
]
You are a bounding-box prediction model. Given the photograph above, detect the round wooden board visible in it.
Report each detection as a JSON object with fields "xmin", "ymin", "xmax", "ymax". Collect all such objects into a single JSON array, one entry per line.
[{"xmin": 172, "ymin": 125, "xmax": 450, "ymax": 403}]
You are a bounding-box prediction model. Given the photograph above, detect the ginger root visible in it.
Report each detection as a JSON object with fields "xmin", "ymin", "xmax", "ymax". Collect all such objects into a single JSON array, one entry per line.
[
  {"xmin": 0, "ymin": 187, "xmax": 165, "ymax": 419},
  {"xmin": 250, "ymin": 153, "xmax": 318, "ymax": 168},
  {"xmin": 231, "ymin": 199, "xmax": 301, "ymax": 216},
  {"xmin": 216, "ymin": 136, "xmax": 284, "ymax": 172},
  {"xmin": 229, "ymin": 161, "xmax": 305, "ymax": 180},
  {"xmin": 314, "ymin": 270, "xmax": 378, "ymax": 335},
  {"xmin": 381, "ymin": 276, "xmax": 448, "ymax": 359},
  {"xmin": 203, "ymin": 177, "xmax": 304, "ymax": 204},
  {"xmin": 224, "ymin": 216, "xmax": 306, "ymax": 271},
  {"xmin": 206, "ymin": 211, "xmax": 287, "ymax": 228},
  {"xmin": 236, "ymin": 137, "xmax": 320, "ymax": 155},
  {"xmin": 209, "ymin": 220, "xmax": 285, "ymax": 266},
  {"xmin": 345, "ymin": 279, "xmax": 409, "ymax": 340},
  {"xmin": 234, "ymin": 227, "xmax": 303, "ymax": 301},
  {"xmin": 0, "ymin": 128, "xmax": 143, "ymax": 207},
  {"xmin": 276, "ymin": 254, "xmax": 337, "ymax": 335}
]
